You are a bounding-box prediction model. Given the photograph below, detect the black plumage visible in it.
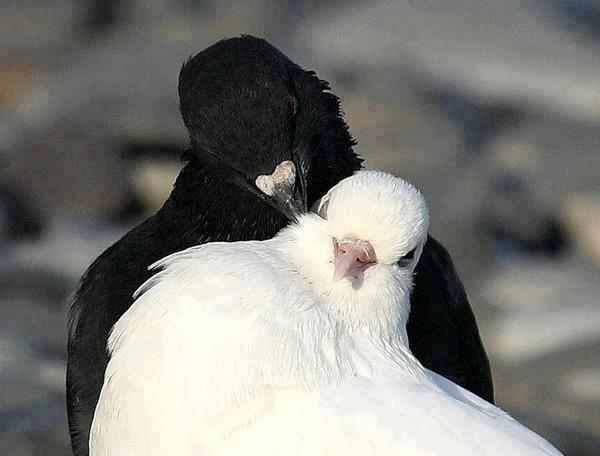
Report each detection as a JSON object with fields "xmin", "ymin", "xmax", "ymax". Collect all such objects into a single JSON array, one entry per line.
[
  {"xmin": 408, "ymin": 235, "xmax": 493, "ymax": 402},
  {"xmin": 66, "ymin": 35, "xmax": 492, "ymax": 456}
]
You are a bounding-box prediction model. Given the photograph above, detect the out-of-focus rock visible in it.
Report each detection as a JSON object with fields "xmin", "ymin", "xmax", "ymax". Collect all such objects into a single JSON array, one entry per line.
[
  {"xmin": 9, "ymin": 218, "xmax": 130, "ymax": 281},
  {"xmin": 0, "ymin": 63, "xmax": 37, "ymax": 107},
  {"xmin": 0, "ymin": 267, "xmax": 70, "ymax": 307},
  {"xmin": 491, "ymin": 138, "xmax": 542, "ymax": 173},
  {"xmin": 82, "ymin": 0, "xmax": 124, "ymax": 35},
  {"xmin": 552, "ymin": 0, "xmax": 600, "ymax": 38},
  {"xmin": 342, "ymin": 78, "xmax": 463, "ymax": 182},
  {"xmin": 0, "ymin": 1, "xmax": 77, "ymax": 60},
  {"xmin": 482, "ymin": 258, "xmax": 600, "ymax": 441},
  {"xmin": 484, "ymin": 113, "xmax": 600, "ymax": 210},
  {"xmin": 420, "ymin": 88, "xmax": 524, "ymax": 154},
  {"xmin": 562, "ymin": 192, "xmax": 600, "ymax": 265},
  {"xmin": 4, "ymin": 121, "xmax": 130, "ymax": 218},
  {"xmin": 561, "ymin": 368, "xmax": 600, "ymax": 402},
  {"xmin": 107, "ymin": 189, "xmax": 146, "ymax": 224},
  {"xmin": 0, "ymin": 183, "xmax": 44, "ymax": 243},
  {"xmin": 298, "ymin": 0, "xmax": 600, "ymax": 122},
  {"xmin": 480, "ymin": 172, "xmax": 568, "ymax": 257},
  {"xmin": 130, "ymin": 159, "xmax": 181, "ymax": 213},
  {"xmin": 119, "ymin": 139, "xmax": 183, "ymax": 161},
  {"xmin": 483, "ymin": 258, "xmax": 600, "ymax": 362},
  {"xmin": 117, "ymin": 139, "xmax": 185, "ymax": 215},
  {"xmin": 0, "ymin": 429, "xmax": 69, "ymax": 456}
]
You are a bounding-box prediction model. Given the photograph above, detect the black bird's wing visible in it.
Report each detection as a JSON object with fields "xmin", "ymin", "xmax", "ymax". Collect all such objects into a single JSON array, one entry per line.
[
  {"xmin": 407, "ymin": 235, "xmax": 494, "ymax": 403},
  {"xmin": 67, "ymin": 215, "xmax": 182, "ymax": 456}
]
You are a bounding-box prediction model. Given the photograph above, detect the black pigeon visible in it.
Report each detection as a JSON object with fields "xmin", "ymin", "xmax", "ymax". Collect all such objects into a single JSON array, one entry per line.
[{"xmin": 66, "ymin": 35, "xmax": 493, "ymax": 456}]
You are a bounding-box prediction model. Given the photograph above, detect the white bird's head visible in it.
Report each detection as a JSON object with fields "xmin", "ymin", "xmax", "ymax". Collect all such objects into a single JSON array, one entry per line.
[{"xmin": 282, "ymin": 170, "xmax": 429, "ymax": 335}]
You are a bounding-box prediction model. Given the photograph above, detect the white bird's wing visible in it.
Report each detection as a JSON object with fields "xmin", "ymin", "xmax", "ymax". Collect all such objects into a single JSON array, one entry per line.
[
  {"xmin": 210, "ymin": 375, "xmax": 562, "ymax": 456},
  {"xmin": 90, "ymin": 240, "xmax": 312, "ymax": 456}
]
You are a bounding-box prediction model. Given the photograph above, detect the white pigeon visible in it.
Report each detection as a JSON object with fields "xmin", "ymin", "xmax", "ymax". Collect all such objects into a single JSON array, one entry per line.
[{"xmin": 90, "ymin": 170, "xmax": 562, "ymax": 456}]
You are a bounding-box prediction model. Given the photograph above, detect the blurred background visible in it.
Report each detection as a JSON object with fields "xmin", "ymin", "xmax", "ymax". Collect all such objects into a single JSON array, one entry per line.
[{"xmin": 1, "ymin": 0, "xmax": 600, "ymax": 454}]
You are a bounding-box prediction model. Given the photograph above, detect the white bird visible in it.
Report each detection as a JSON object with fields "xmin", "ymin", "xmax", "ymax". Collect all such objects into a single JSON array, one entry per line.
[{"xmin": 90, "ymin": 170, "xmax": 562, "ymax": 456}]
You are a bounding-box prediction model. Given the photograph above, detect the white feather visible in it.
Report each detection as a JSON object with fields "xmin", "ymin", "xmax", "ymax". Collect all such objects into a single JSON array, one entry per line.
[{"xmin": 90, "ymin": 171, "xmax": 562, "ymax": 455}]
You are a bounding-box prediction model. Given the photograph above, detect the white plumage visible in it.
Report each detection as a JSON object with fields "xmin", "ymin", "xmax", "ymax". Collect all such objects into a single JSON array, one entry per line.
[{"xmin": 90, "ymin": 170, "xmax": 562, "ymax": 455}]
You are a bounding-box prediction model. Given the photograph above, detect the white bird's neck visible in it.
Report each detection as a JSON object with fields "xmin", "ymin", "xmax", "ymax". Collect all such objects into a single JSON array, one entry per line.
[{"xmin": 253, "ymin": 302, "xmax": 424, "ymax": 389}]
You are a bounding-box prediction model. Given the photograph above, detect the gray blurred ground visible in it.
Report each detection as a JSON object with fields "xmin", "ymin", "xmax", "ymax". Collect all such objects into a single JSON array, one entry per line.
[{"xmin": 1, "ymin": 1, "xmax": 600, "ymax": 454}]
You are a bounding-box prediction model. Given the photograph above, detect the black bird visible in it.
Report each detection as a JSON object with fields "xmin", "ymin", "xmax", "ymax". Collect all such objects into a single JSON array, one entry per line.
[{"xmin": 66, "ymin": 35, "xmax": 493, "ymax": 456}]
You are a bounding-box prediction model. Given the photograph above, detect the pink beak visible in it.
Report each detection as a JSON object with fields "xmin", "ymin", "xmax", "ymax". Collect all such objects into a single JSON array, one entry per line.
[{"xmin": 333, "ymin": 238, "xmax": 377, "ymax": 281}]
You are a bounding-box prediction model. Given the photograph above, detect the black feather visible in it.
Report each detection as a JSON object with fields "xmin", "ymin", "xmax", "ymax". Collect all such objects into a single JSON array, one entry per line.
[{"xmin": 408, "ymin": 236, "xmax": 494, "ymax": 403}]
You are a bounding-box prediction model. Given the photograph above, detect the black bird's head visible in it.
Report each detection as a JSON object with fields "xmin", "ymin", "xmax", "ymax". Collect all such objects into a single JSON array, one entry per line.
[{"xmin": 178, "ymin": 35, "xmax": 361, "ymax": 221}]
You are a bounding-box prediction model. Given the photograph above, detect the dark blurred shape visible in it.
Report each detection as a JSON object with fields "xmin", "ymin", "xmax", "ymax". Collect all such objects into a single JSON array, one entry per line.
[
  {"xmin": 330, "ymin": 68, "xmax": 361, "ymax": 91},
  {"xmin": 181, "ymin": 0, "xmax": 217, "ymax": 14},
  {"xmin": 0, "ymin": 266, "xmax": 71, "ymax": 307},
  {"xmin": 553, "ymin": 0, "xmax": 600, "ymax": 37},
  {"xmin": 0, "ymin": 183, "xmax": 44, "ymax": 242},
  {"xmin": 83, "ymin": 0, "xmax": 124, "ymax": 35},
  {"xmin": 119, "ymin": 139, "xmax": 184, "ymax": 161},
  {"xmin": 107, "ymin": 189, "xmax": 146, "ymax": 224},
  {"xmin": 481, "ymin": 173, "xmax": 569, "ymax": 258},
  {"xmin": 422, "ymin": 88, "xmax": 523, "ymax": 155},
  {"xmin": 0, "ymin": 395, "xmax": 66, "ymax": 442},
  {"xmin": 108, "ymin": 139, "xmax": 186, "ymax": 223}
]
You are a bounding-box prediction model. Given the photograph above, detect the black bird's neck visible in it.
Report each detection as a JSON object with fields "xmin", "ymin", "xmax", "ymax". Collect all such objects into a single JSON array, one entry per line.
[{"xmin": 157, "ymin": 159, "xmax": 289, "ymax": 246}]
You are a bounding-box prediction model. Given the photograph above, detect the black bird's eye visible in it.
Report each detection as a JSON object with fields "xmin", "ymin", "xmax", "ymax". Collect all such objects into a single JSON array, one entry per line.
[{"xmin": 398, "ymin": 247, "xmax": 417, "ymax": 265}]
